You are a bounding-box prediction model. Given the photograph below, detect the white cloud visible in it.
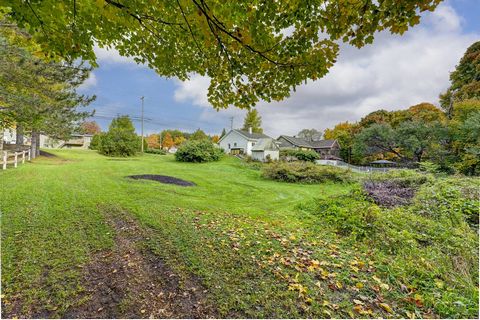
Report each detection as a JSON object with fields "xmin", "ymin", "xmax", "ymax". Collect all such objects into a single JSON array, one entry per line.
[
  {"xmin": 94, "ymin": 45, "xmax": 140, "ymax": 66},
  {"xmin": 79, "ymin": 71, "xmax": 97, "ymax": 90},
  {"xmin": 173, "ymin": 3, "xmax": 478, "ymax": 137}
]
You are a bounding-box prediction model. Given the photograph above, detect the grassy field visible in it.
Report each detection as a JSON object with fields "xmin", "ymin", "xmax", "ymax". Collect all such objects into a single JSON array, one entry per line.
[{"xmin": 1, "ymin": 150, "xmax": 478, "ymax": 318}]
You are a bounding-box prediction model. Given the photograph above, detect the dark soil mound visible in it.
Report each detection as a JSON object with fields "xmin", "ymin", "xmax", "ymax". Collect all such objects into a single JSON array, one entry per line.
[{"xmin": 128, "ymin": 174, "xmax": 195, "ymax": 187}]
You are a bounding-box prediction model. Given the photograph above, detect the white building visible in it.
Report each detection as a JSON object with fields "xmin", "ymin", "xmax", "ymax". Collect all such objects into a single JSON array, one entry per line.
[
  {"xmin": 251, "ymin": 138, "xmax": 280, "ymax": 162},
  {"xmin": 218, "ymin": 128, "xmax": 271, "ymax": 156},
  {"xmin": 39, "ymin": 134, "xmax": 93, "ymax": 149}
]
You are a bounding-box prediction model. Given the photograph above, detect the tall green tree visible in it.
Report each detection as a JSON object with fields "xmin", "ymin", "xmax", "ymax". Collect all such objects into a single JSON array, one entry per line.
[
  {"xmin": 440, "ymin": 41, "xmax": 480, "ymax": 116},
  {"xmin": 220, "ymin": 128, "xmax": 227, "ymax": 138},
  {"xmin": 0, "ymin": 25, "xmax": 94, "ymax": 156},
  {"xmin": 242, "ymin": 109, "xmax": 263, "ymax": 133},
  {"xmin": 1, "ymin": 0, "xmax": 443, "ymax": 109}
]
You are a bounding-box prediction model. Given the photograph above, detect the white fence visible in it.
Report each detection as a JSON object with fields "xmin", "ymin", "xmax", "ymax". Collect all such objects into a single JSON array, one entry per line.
[
  {"xmin": 1, "ymin": 150, "xmax": 31, "ymax": 170},
  {"xmin": 315, "ymin": 159, "xmax": 393, "ymax": 173}
]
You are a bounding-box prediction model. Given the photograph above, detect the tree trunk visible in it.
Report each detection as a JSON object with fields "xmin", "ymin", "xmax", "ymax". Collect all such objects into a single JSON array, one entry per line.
[
  {"xmin": 31, "ymin": 130, "xmax": 38, "ymax": 159},
  {"xmin": 0, "ymin": 127, "xmax": 3, "ymax": 151},
  {"xmin": 16, "ymin": 125, "xmax": 24, "ymax": 147},
  {"xmin": 36, "ymin": 133, "xmax": 40, "ymax": 157}
]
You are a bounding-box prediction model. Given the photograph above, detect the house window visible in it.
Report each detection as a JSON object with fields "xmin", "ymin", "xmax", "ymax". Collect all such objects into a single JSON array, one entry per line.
[
  {"xmin": 228, "ymin": 143, "xmax": 231, "ymax": 149},
  {"xmin": 234, "ymin": 142, "xmax": 237, "ymax": 147},
  {"xmin": 252, "ymin": 143, "xmax": 255, "ymax": 146}
]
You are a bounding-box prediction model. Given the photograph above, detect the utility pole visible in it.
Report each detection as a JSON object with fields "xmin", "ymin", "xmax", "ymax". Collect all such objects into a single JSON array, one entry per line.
[
  {"xmin": 140, "ymin": 96, "xmax": 145, "ymax": 153},
  {"xmin": 230, "ymin": 116, "xmax": 234, "ymax": 130}
]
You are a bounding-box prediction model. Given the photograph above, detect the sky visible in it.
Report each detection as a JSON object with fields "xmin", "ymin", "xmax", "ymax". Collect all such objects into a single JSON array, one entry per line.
[{"xmin": 79, "ymin": 0, "xmax": 480, "ymax": 137}]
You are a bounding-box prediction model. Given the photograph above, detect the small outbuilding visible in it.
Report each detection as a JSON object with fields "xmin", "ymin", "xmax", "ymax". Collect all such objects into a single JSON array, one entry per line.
[{"xmin": 251, "ymin": 138, "xmax": 279, "ymax": 162}]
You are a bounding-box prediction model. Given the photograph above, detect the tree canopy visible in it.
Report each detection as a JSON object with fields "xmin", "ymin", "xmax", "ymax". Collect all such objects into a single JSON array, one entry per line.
[
  {"xmin": 1, "ymin": 0, "xmax": 443, "ymax": 109},
  {"xmin": 440, "ymin": 41, "xmax": 480, "ymax": 114},
  {"xmin": 297, "ymin": 128, "xmax": 322, "ymax": 142}
]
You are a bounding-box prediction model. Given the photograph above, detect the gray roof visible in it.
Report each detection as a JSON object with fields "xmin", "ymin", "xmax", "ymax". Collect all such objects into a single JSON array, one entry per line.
[
  {"xmin": 309, "ymin": 139, "xmax": 336, "ymax": 148},
  {"xmin": 251, "ymin": 138, "xmax": 279, "ymax": 151},
  {"xmin": 278, "ymin": 135, "xmax": 312, "ymax": 148},
  {"xmin": 234, "ymin": 129, "xmax": 270, "ymax": 140},
  {"xmin": 278, "ymin": 135, "xmax": 337, "ymax": 149}
]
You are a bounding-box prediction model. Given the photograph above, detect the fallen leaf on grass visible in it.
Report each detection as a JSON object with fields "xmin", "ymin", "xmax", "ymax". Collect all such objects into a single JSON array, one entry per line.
[
  {"xmin": 379, "ymin": 302, "xmax": 393, "ymax": 314},
  {"xmin": 353, "ymin": 299, "xmax": 364, "ymax": 305}
]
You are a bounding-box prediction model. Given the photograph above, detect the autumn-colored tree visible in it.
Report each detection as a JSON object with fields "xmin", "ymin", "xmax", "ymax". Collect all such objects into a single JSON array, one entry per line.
[
  {"xmin": 324, "ymin": 122, "xmax": 359, "ymax": 162},
  {"xmin": 174, "ymin": 136, "xmax": 186, "ymax": 146},
  {"xmin": 358, "ymin": 110, "xmax": 393, "ymax": 128},
  {"xmin": 406, "ymin": 103, "xmax": 446, "ymax": 123},
  {"xmin": 211, "ymin": 135, "xmax": 220, "ymax": 143},
  {"xmin": 81, "ymin": 121, "xmax": 101, "ymax": 134},
  {"xmin": 145, "ymin": 134, "xmax": 161, "ymax": 149},
  {"xmin": 162, "ymin": 132, "xmax": 174, "ymax": 149}
]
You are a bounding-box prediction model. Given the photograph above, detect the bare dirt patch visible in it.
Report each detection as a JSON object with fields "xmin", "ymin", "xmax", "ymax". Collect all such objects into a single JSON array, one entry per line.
[
  {"xmin": 65, "ymin": 208, "xmax": 215, "ymax": 318},
  {"xmin": 127, "ymin": 174, "xmax": 196, "ymax": 187}
]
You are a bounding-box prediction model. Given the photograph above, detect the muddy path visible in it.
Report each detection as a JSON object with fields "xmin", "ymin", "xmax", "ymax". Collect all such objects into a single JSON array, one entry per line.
[{"xmin": 64, "ymin": 208, "xmax": 216, "ymax": 319}]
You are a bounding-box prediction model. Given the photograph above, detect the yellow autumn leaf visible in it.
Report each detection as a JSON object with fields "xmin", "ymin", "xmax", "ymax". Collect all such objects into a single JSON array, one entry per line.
[
  {"xmin": 353, "ymin": 299, "xmax": 364, "ymax": 305},
  {"xmin": 380, "ymin": 283, "xmax": 390, "ymax": 290},
  {"xmin": 355, "ymin": 282, "xmax": 364, "ymax": 289},
  {"xmin": 379, "ymin": 302, "xmax": 393, "ymax": 314}
]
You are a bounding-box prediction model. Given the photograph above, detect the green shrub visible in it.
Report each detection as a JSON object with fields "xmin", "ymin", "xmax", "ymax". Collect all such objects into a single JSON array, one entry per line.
[
  {"xmin": 175, "ymin": 140, "xmax": 223, "ymax": 163},
  {"xmin": 98, "ymin": 130, "xmax": 140, "ymax": 157},
  {"xmin": 97, "ymin": 115, "xmax": 141, "ymax": 157},
  {"xmin": 367, "ymin": 169, "xmax": 433, "ymax": 187},
  {"xmin": 299, "ymin": 177, "xmax": 479, "ymax": 318},
  {"xmin": 89, "ymin": 133, "xmax": 103, "ymax": 150},
  {"xmin": 302, "ymin": 190, "xmax": 380, "ymax": 238},
  {"xmin": 410, "ymin": 178, "xmax": 480, "ymax": 229},
  {"xmin": 280, "ymin": 149, "xmax": 320, "ymax": 162},
  {"xmin": 145, "ymin": 148, "xmax": 167, "ymax": 155},
  {"xmin": 262, "ymin": 161, "xmax": 352, "ymax": 183}
]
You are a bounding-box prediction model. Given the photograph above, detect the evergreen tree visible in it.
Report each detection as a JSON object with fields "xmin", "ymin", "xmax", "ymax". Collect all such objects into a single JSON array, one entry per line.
[
  {"xmin": 220, "ymin": 128, "xmax": 227, "ymax": 138},
  {"xmin": 98, "ymin": 116, "xmax": 140, "ymax": 157},
  {"xmin": 242, "ymin": 109, "xmax": 263, "ymax": 133}
]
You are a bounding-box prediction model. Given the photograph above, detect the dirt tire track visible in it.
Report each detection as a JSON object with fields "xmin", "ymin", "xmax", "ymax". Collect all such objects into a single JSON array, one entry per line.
[{"xmin": 65, "ymin": 207, "xmax": 216, "ymax": 318}]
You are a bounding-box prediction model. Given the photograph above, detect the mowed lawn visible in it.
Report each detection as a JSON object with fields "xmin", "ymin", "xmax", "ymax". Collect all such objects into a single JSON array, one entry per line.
[{"xmin": 1, "ymin": 150, "xmax": 352, "ymax": 318}]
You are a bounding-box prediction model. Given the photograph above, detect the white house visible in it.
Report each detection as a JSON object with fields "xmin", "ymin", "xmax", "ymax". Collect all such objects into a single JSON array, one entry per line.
[
  {"xmin": 218, "ymin": 128, "xmax": 271, "ymax": 156},
  {"xmin": 251, "ymin": 138, "xmax": 280, "ymax": 162},
  {"xmin": 39, "ymin": 133, "xmax": 93, "ymax": 149}
]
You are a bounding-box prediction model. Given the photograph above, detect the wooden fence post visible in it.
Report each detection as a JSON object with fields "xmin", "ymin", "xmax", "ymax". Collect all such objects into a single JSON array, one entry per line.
[
  {"xmin": 2, "ymin": 151, "xmax": 7, "ymax": 170},
  {"xmin": 14, "ymin": 152, "xmax": 18, "ymax": 168},
  {"xmin": 22, "ymin": 150, "xmax": 25, "ymax": 164},
  {"xmin": 28, "ymin": 149, "xmax": 31, "ymax": 161}
]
